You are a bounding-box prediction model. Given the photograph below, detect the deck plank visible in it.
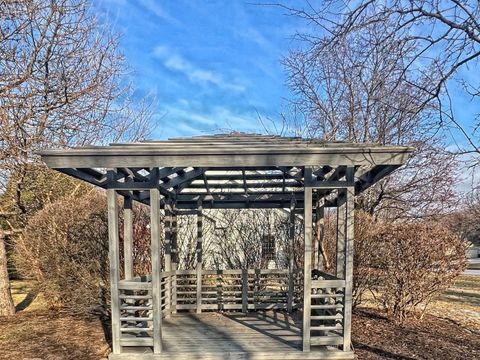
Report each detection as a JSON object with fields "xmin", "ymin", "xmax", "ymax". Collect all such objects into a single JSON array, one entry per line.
[{"xmin": 111, "ymin": 312, "xmax": 354, "ymax": 360}]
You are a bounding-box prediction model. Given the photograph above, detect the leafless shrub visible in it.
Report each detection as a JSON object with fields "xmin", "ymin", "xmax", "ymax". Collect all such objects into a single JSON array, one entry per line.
[
  {"xmin": 317, "ymin": 209, "xmax": 467, "ymax": 315},
  {"xmin": 127, "ymin": 203, "xmax": 155, "ymax": 277},
  {"xmin": 320, "ymin": 209, "xmax": 381, "ymax": 308},
  {"xmin": 15, "ymin": 193, "xmax": 110, "ymax": 316},
  {"xmin": 373, "ymin": 221, "xmax": 468, "ymax": 322},
  {"xmin": 351, "ymin": 211, "xmax": 382, "ymax": 309}
]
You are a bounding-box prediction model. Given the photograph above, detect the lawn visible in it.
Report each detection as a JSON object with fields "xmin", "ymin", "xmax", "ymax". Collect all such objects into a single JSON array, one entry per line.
[{"xmin": 0, "ymin": 276, "xmax": 478, "ymax": 360}]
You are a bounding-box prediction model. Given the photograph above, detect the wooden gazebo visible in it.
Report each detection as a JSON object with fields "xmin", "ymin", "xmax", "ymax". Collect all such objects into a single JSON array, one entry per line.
[{"xmin": 39, "ymin": 133, "xmax": 413, "ymax": 359}]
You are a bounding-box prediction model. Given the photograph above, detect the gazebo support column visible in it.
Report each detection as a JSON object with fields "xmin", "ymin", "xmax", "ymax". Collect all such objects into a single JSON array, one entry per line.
[
  {"xmin": 150, "ymin": 188, "xmax": 163, "ymax": 353},
  {"xmin": 196, "ymin": 200, "xmax": 203, "ymax": 314},
  {"xmin": 302, "ymin": 167, "xmax": 313, "ymax": 352},
  {"xmin": 164, "ymin": 200, "xmax": 173, "ymax": 315},
  {"xmin": 287, "ymin": 198, "xmax": 295, "ymax": 313},
  {"xmin": 107, "ymin": 186, "xmax": 121, "ymax": 354},
  {"xmin": 171, "ymin": 206, "xmax": 178, "ymax": 313},
  {"xmin": 342, "ymin": 167, "xmax": 355, "ymax": 352},
  {"xmin": 315, "ymin": 195, "xmax": 325, "ymax": 271},
  {"xmin": 336, "ymin": 192, "xmax": 346, "ymax": 278},
  {"xmin": 123, "ymin": 195, "xmax": 133, "ymax": 280}
]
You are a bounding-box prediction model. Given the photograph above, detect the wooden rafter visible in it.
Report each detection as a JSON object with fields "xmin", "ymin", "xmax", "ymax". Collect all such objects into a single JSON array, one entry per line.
[{"xmin": 161, "ymin": 168, "xmax": 205, "ymax": 191}]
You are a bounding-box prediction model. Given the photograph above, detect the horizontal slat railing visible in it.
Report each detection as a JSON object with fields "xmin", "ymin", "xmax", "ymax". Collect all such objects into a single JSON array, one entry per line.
[
  {"xmin": 309, "ymin": 271, "xmax": 346, "ymax": 348},
  {"xmin": 118, "ymin": 272, "xmax": 175, "ymax": 348},
  {"xmin": 174, "ymin": 268, "xmax": 303, "ymax": 312},
  {"xmin": 118, "ymin": 277, "xmax": 153, "ymax": 348}
]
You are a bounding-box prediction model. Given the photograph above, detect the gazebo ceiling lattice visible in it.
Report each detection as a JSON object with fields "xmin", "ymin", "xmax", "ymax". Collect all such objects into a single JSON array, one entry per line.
[{"xmin": 39, "ymin": 133, "xmax": 413, "ymax": 209}]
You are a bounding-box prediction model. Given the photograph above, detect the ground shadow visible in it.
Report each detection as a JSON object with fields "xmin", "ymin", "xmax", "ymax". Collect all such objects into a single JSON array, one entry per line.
[
  {"xmin": 439, "ymin": 290, "xmax": 480, "ymax": 305},
  {"xmin": 100, "ymin": 315, "xmax": 112, "ymax": 348},
  {"xmin": 15, "ymin": 291, "xmax": 37, "ymax": 311},
  {"xmin": 161, "ymin": 312, "xmax": 247, "ymax": 353},
  {"xmin": 222, "ymin": 310, "xmax": 301, "ymax": 350},
  {"xmin": 352, "ymin": 341, "xmax": 417, "ymax": 360}
]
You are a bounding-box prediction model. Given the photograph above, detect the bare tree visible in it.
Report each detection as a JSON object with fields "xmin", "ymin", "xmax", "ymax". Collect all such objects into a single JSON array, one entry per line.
[
  {"xmin": 0, "ymin": 0, "xmax": 153, "ymax": 315},
  {"xmin": 278, "ymin": 0, "xmax": 480, "ymax": 158},
  {"xmin": 208, "ymin": 209, "xmax": 295, "ymax": 270},
  {"xmin": 283, "ymin": 18, "xmax": 457, "ymax": 217},
  {"xmin": 176, "ymin": 214, "xmax": 215, "ymax": 271}
]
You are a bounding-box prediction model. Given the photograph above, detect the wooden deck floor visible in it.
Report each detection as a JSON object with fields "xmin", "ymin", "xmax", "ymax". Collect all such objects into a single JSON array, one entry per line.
[{"xmin": 110, "ymin": 311, "xmax": 354, "ymax": 359}]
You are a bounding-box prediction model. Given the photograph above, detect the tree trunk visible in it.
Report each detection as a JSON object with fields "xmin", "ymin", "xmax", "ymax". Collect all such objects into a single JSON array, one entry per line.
[{"xmin": 0, "ymin": 231, "xmax": 15, "ymax": 316}]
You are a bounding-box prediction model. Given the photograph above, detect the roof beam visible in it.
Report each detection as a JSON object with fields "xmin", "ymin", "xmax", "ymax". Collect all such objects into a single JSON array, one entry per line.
[
  {"xmin": 183, "ymin": 181, "xmax": 302, "ymax": 189},
  {"xmin": 202, "ymin": 173, "xmax": 211, "ymax": 195},
  {"xmin": 161, "ymin": 168, "xmax": 205, "ymax": 190},
  {"xmin": 41, "ymin": 149, "xmax": 413, "ymax": 168},
  {"xmin": 355, "ymin": 165, "xmax": 400, "ymax": 194}
]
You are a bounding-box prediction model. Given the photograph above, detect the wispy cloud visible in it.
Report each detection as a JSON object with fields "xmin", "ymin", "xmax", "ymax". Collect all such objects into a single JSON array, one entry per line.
[
  {"xmin": 139, "ymin": 0, "xmax": 180, "ymax": 26},
  {"xmin": 155, "ymin": 100, "xmax": 263, "ymax": 138},
  {"xmin": 153, "ymin": 46, "xmax": 246, "ymax": 92},
  {"xmin": 163, "ymin": 103, "xmax": 217, "ymax": 127}
]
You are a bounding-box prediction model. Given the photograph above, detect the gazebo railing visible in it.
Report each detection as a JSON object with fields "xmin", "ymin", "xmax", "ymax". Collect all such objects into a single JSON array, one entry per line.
[
  {"xmin": 114, "ymin": 268, "xmax": 304, "ymax": 348},
  {"xmin": 117, "ymin": 272, "xmax": 174, "ymax": 348},
  {"xmin": 173, "ymin": 268, "xmax": 304, "ymax": 312},
  {"xmin": 309, "ymin": 270, "xmax": 346, "ymax": 347},
  {"xmin": 118, "ymin": 277, "xmax": 153, "ymax": 348},
  {"xmin": 115, "ymin": 268, "xmax": 310, "ymax": 350}
]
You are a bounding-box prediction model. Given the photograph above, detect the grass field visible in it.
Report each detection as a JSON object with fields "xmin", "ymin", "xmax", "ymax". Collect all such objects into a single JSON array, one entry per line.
[{"xmin": 0, "ymin": 276, "xmax": 478, "ymax": 360}]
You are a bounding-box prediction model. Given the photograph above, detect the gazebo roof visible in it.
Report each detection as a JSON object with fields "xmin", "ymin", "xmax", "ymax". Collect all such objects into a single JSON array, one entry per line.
[{"xmin": 39, "ymin": 133, "xmax": 413, "ymax": 209}]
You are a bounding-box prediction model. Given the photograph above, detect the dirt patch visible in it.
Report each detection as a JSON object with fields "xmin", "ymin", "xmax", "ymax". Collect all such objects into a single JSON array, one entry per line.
[{"xmin": 352, "ymin": 308, "xmax": 480, "ymax": 360}]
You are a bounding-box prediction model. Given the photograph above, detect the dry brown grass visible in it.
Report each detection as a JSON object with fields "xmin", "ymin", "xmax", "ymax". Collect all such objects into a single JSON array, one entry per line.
[
  {"xmin": 427, "ymin": 275, "xmax": 480, "ymax": 331},
  {"xmin": 0, "ymin": 281, "xmax": 109, "ymax": 360}
]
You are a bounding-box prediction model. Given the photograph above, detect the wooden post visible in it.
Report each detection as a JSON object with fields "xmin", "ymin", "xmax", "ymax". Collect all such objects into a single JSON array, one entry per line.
[
  {"xmin": 171, "ymin": 204, "xmax": 178, "ymax": 314},
  {"xmin": 107, "ymin": 187, "xmax": 121, "ymax": 354},
  {"xmin": 123, "ymin": 195, "xmax": 133, "ymax": 280},
  {"xmin": 316, "ymin": 196, "xmax": 325, "ymax": 271},
  {"xmin": 171, "ymin": 209, "xmax": 178, "ymax": 267},
  {"xmin": 287, "ymin": 198, "xmax": 295, "ymax": 313},
  {"xmin": 241, "ymin": 268, "xmax": 248, "ymax": 313},
  {"xmin": 343, "ymin": 167, "xmax": 355, "ymax": 351},
  {"xmin": 150, "ymin": 188, "xmax": 162, "ymax": 353},
  {"xmin": 336, "ymin": 191, "xmax": 346, "ymax": 279},
  {"xmin": 196, "ymin": 200, "xmax": 203, "ymax": 314},
  {"xmin": 312, "ymin": 192, "xmax": 318, "ymax": 270},
  {"xmin": 302, "ymin": 167, "xmax": 313, "ymax": 352},
  {"xmin": 164, "ymin": 200, "xmax": 172, "ymax": 315}
]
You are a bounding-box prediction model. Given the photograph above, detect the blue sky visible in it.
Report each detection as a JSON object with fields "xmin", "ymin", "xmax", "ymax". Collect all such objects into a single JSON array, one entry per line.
[
  {"xmin": 96, "ymin": 0, "xmax": 478, "ymax": 147},
  {"xmin": 97, "ymin": 0, "xmax": 304, "ymax": 139}
]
